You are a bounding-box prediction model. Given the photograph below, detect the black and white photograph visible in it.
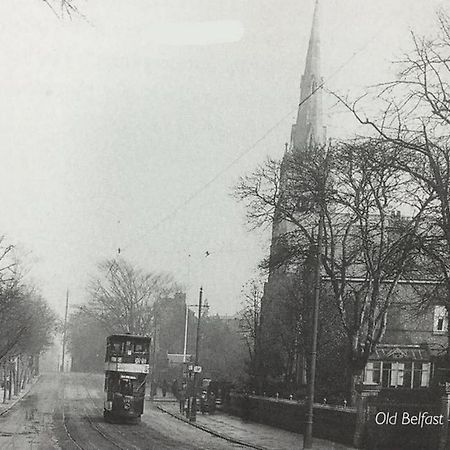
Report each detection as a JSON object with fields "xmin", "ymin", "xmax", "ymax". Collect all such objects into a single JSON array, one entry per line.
[{"xmin": 0, "ymin": 0, "xmax": 449, "ymax": 448}]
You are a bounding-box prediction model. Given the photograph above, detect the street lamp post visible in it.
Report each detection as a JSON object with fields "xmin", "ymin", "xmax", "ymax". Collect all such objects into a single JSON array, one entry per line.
[{"xmin": 303, "ymin": 207, "xmax": 324, "ymax": 449}]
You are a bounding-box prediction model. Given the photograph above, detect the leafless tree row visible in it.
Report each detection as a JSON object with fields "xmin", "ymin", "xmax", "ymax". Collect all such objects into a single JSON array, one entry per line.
[{"xmin": 0, "ymin": 238, "xmax": 57, "ymax": 401}]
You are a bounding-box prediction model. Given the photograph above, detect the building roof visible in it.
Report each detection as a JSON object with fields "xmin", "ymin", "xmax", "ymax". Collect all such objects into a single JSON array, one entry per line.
[{"xmin": 369, "ymin": 345, "xmax": 431, "ymax": 361}]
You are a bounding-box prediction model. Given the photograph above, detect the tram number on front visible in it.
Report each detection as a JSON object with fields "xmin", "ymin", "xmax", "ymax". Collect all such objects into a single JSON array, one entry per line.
[{"xmin": 135, "ymin": 357, "xmax": 147, "ymax": 364}]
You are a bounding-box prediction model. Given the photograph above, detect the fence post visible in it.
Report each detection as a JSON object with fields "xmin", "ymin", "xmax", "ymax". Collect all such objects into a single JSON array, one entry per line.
[
  {"xmin": 353, "ymin": 383, "xmax": 381, "ymax": 449},
  {"xmin": 438, "ymin": 382, "xmax": 450, "ymax": 450}
]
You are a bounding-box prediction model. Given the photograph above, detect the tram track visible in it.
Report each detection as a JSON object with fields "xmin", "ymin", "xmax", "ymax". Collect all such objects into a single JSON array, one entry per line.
[
  {"xmin": 77, "ymin": 373, "xmax": 200, "ymax": 450},
  {"xmin": 82, "ymin": 375, "xmax": 141, "ymax": 450},
  {"xmin": 62, "ymin": 373, "xmax": 243, "ymax": 450},
  {"xmin": 1, "ymin": 373, "xmax": 244, "ymax": 450},
  {"xmin": 61, "ymin": 373, "xmax": 130, "ymax": 450}
]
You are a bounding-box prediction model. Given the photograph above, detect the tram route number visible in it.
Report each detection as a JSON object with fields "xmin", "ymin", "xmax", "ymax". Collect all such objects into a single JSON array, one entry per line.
[{"xmin": 135, "ymin": 357, "xmax": 147, "ymax": 364}]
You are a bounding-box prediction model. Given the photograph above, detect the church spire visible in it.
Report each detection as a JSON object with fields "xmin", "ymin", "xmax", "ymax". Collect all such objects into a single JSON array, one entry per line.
[{"xmin": 291, "ymin": 0, "xmax": 324, "ymax": 150}]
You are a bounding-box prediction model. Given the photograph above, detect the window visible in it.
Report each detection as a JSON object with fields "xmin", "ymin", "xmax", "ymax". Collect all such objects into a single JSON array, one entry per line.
[
  {"xmin": 135, "ymin": 343, "xmax": 143, "ymax": 352},
  {"xmin": 421, "ymin": 363, "xmax": 431, "ymax": 387},
  {"xmin": 364, "ymin": 362, "xmax": 381, "ymax": 384},
  {"xmin": 381, "ymin": 362, "xmax": 405, "ymax": 388},
  {"xmin": 433, "ymin": 306, "xmax": 448, "ymax": 334},
  {"xmin": 120, "ymin": 379, "xmax": 133, "ymax": 396},
  {"xmin": 365, "ymin": 361, "xmax": 431, "ymax": 388},
  {"xmin": 111, "ymin": 342, "xmax": 123, "ymax": 353}
]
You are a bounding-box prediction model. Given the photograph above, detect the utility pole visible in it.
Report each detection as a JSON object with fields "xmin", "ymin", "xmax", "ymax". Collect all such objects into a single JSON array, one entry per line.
[
  {"xmin": 303, "ymin": 210, "xmax": 324, "ymax": 449},
  {"xmin": 183, "ymin": 303, "xmax": 189, "ymax": 363},
  {"xmin": 150, "ymin": 304, "xmax": 159, "ymax": 399},
  {"xmin": 189, "ymin": 286, "xmax": 203, "ymax": 422},
  {"xmin": 60, "ymin": 290, "xmax": 69, "ymax": 373}
]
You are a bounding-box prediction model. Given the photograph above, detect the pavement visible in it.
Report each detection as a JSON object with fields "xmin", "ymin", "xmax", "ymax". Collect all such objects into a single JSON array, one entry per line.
[
  {"xmin": 151, "ymin": 392, "xmax": 356, "ymax": 450},
  {"xmin": 0, "ymin": 376, "xmax": 38, "ymax": 416}
]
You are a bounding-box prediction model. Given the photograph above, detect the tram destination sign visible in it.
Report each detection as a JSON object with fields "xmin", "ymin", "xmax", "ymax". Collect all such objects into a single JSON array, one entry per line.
[{"xmin": 104, "ymin": 362, "xmax": 150, "ymax": 374}]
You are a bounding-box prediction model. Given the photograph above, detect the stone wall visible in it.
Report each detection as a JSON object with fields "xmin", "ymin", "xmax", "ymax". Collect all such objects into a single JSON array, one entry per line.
[{"xmin": 223, "ymin": 393, "xmax": 356, "ymax": 447}]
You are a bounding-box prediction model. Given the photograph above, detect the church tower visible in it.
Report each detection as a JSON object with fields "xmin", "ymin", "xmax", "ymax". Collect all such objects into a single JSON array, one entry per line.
[
  {"xmin": 259, "ymin": 0, "xmax": 325, "ymax": 391},
  {"xmin": 270, "ymin": 0, "xmax": 325, "ymax": 244},
  {"xmin": 291, "ymin": 0, "xmax": 324, "ymax": 151}
]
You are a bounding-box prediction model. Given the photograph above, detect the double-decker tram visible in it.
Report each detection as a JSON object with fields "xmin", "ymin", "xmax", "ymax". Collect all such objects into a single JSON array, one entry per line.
[{"xmin": 103, "ymin": 334, "xmax": 151, "ymax": 422}]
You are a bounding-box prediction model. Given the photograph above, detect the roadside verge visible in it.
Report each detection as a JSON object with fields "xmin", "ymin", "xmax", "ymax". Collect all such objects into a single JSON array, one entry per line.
[{"xmin": 0, "ymin": 375, "xmax": 40, "ymax": 417}]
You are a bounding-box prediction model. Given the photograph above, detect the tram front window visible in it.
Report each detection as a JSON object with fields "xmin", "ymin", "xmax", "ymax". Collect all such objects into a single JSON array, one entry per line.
[{"xmin": 120, "ymin": 379, "xmax": 133, "ymax": 396}]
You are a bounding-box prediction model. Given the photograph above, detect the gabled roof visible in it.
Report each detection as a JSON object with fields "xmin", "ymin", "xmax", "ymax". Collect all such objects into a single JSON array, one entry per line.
[{"xmin": 369, "ymin": 345, "xmax": 431, "ymax": 361}]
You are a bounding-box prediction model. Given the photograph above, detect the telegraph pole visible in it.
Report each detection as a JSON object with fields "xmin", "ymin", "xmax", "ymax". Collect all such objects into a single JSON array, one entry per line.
[
  {"xmin": 189, "ymin": 286, "xmax": 203, "ymax": 422},
  {"xmin": 60, "ymin": 290, "xmax": 69, "ymax": 372}
]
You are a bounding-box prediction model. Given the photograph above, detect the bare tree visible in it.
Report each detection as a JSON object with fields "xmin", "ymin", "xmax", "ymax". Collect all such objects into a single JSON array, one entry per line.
[
  {"xmin": 235, "ymin": 140, "xmax": 428, "ymax": 401},
  {"xmin": 335, "ymin": 10, "xmax": 450, "ymax": 356},
  {"xmin": 239, "ymin": 279, "xmax": 264, "ymax": 391},
  {"xmin": 84, "ymin": 258, "xmax": 179, "ymax": 335},
  {"xmin": 42, "ymin": 0, "xmax": 82, "ymax": 19},
  {"xmin": 0, "ymin": 285, "xmax": 56, "ymax": 362},
  {"xmin": 239, "ymin": 279, "xmax": 263, "ymax": 364}
]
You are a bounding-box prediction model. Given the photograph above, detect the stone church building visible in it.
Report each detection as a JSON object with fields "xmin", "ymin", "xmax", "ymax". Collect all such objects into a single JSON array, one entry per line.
[{"xmin": 259, "ymin": 0, "xmax": 448, "ymax": 400}]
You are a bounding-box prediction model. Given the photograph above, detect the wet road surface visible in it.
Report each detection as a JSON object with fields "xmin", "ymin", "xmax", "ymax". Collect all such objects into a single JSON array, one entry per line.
[{"xmin": 0, "ymin": 373, "xmax": 246, "ymax": 450}]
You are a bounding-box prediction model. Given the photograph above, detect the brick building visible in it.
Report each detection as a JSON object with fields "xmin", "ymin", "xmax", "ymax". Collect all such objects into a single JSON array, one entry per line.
[{"xmin": 363, "ymin": 282, "xmax": 448, "ymax": 390}]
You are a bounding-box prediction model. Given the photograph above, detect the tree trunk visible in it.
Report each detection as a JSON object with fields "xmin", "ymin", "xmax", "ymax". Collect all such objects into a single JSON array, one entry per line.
[
  {"xmin": 2, "ymin": 366, "xmax": 6, "ymax": 403},
  {"xmin": 446, "ymin": 299, "xmax": 450, "ymax": 366},
  {"xmin": 349, "ymin": 368, "xmax": 363, "ymax": 406},
  {"xmin": 15, "ymin": 358, "xmax": 20, "ymax": 394},
  {"xmin": 8, "ymin": 368, "xmax": 12, "ymax": 400}
]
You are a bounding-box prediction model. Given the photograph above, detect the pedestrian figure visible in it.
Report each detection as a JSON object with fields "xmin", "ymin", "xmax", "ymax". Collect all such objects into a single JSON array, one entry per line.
[
  {"xmin": 171, "ymin": 379, "xmax": 178, "ymax": 397},
  {"xmin": 208, "ymin": 391, "xmax": 216, "ymax": 415},
  {"xmin": 178, "ymin": 382, "xmax": 186, "ymax": 414},
  {"xmin": 150, "ymin": 381, "xmax": 157, "ymax": 398},
  {"xmin": 241, "ymin": 391, "xmax": 250, "ymax": 422},
  {"xmin": 162, "ymin": 379, "xmax": 168, "ymax": 398},
  {"xmin": 200, "ymin": 391, "xmax": 207, "ymax": 414}
]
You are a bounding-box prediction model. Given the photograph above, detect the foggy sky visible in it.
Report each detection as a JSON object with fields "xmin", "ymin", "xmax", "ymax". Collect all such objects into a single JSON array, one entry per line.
[{"xmin": 0, "ymin": 0, "xmax": 445, "ymax": 317}]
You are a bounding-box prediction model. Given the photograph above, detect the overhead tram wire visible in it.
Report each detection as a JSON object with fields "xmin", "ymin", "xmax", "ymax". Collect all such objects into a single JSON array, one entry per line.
[
  {"xmin": 119, "ymin": 6, "xmax": 403, "ymax": 253},
  {"xmin": 134, "ymin": 89, "xmax": 321, "ymax": 236}
]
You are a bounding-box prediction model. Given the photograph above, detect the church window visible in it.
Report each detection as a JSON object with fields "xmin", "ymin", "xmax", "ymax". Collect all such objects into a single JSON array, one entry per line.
[{"xmin": 433, "ymin": 305, "xmax": 448, "ymax": 333}]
